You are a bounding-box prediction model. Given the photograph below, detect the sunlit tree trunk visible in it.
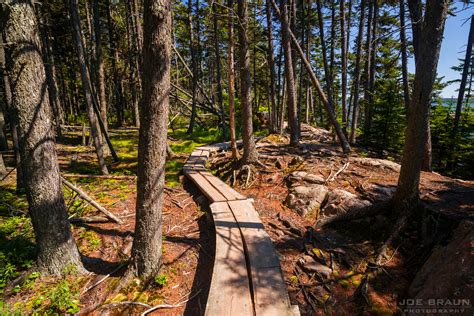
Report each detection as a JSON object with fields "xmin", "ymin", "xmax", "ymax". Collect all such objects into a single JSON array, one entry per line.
[{"xmin": 227, "ymin": 0, "xmax": 239, "ymax": 160}]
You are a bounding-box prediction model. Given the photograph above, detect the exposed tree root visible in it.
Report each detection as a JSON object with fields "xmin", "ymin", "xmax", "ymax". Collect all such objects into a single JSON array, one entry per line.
[{"xmin": 315, "ymin": 200, "xmax": 391, "ymax": 229}]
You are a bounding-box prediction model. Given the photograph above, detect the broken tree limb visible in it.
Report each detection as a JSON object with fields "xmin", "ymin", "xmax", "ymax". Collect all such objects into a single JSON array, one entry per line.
[
  {"xmin": 270, "ymin": 0, "xmax": 351, "ymax": 154},
  {"xmin": 69, "ymin": 216, "xmax": 110, "ymax": 223},
  {"xmin": 61, "ymin": 177, "xmax": 122, "ymax": 224}
]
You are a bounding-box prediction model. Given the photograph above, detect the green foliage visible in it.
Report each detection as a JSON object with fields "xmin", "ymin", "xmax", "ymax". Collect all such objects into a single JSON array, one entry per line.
[
  {"xmin": 154, "ymin": 274, "xmax": 168, "ymax": 287},
  {"xmin": 78, "ymin": 230, "xmax": 101, "ymax": 254}
]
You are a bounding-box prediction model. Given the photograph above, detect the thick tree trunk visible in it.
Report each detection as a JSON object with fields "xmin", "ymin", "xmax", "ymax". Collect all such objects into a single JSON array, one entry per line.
[
  {"xmin": 130, "ymin": 0, "xmax": 171, "ymax": 280},
  {"xmin": 394, "ymin": 0, "xmax": 448, "ymax": 210},
  {"xmin": 3, "ymin": 0, "xmax": 84, "ymax": 275},
  {"xmin": 400, "ymin": 0, "xmax": 410, "ymax": 110},
  {"xmin": 93, "ymin": 0, "xmax": 108, "ymax": 132},
  {"xmin": 265, "ymin": 0, "xmax": 278, "ymax": 133},
  {"xmin": 212, "ymin": 1, "xmax": 226, "ymax": 140},
  {"xmin": 281, "ymin": 0, "xmax": 299, "ymax": 146},
  {"xmin": 228, "ymin": 0, "xmax": 239, "ymax": 160},
  {"xmin": 237, "ymin": 0, "xmax": 258, "ymax": 164},
  {"xmin": 349, "ymin": 0, "xmax": 366, "ymax": 144},
  {"xmin": 69, "ymin": 0, "xmax": 109, "ymax": 175}
]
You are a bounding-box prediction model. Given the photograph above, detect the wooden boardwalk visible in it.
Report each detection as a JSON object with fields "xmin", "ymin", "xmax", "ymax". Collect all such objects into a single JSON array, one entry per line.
[{"xmin": 183, "ymin": 143, "xmax": 299, "ymax": 316}]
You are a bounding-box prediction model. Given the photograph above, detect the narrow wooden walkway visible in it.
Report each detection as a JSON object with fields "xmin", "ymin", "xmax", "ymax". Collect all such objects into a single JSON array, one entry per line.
[{"xmin": 183, "ymin": 143, "xmax": 299, "ymax": 316}]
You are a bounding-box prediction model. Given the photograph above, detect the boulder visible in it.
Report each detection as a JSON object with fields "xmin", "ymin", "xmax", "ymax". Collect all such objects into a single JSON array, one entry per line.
[
  {"xmin": 285, "ymin": 185, "xmax": 328, "ymax": 217},
  {"xmin": 288, "ymin": 171, "xmax": 325, "ymax": 186},
  {"xmin": 320, "ymin": 189, "xmax": 371, "ymax": 219},
  {"xmin": 352, "ymin": 157, "xmax": 401, "ymax": 172}
]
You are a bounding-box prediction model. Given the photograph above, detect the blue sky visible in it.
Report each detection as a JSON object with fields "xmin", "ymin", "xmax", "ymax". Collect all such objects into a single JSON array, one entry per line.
[{"xmin": 419, "ymin": 3, "xmax": 473, "ymax": 98}]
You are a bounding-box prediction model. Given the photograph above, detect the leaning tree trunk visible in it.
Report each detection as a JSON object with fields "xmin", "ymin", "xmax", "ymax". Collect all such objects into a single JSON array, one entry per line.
[
  {"xmin": 3, "ymin": 0, "xmax": 84, "ymax": 275},
  {"xmin": 130, "ymin": 0, "xmax": 171, "ymax": 280},
  {"xmin": 69, "ymin": 0, "xmax": 109, "ymax": 175},
  {"xmin": 237, "ymin": 0, "xmax": 258, "ymax": 164},
  {"xmin": 280, "ymin": 0, "xmax": 299, "ymax": 146},
  {"xmin": 227, "ymin": 0, "xmax": 239, "ymax": 160},
  {"xmin": 394, "ymin": 0, "xmax": 449, "ymax": 211},
  {"xmin": 349, "ymin": 0, "xmax": 366, "ymax": 144}
]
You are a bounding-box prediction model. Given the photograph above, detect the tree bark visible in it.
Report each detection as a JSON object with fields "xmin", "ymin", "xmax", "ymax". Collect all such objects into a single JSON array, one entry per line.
[
  {"xmin": 130, "ymin": 0, "xmax": 171, "ymax": 279},
  {"xmin": 363, "ymin": 0, "xmax": 373, "ymax": 138},
  {"xmin": 69, "ymin": 0, "xmax": 109, "ymax": 175},
  {"xmin": 3, "ymin": 0, "xmax": 84, "ymax": 275},
  {"xmin": 265, "ymin": 0, "xmax": 278, "ymax": 133},
  {"xmin": 227, "ymin": 0, "xmax": 239, "ymax": 160},
  {"xmin": 237, "ymin": 0, "xmax": 258, "ymax": 164},
  {"xmin": 394, "ymin": 0, "xmax": 449, "ymax": 210},
  {"xmin": 281, "ymin": 0, "xmax": 299, "ymax": 146}
]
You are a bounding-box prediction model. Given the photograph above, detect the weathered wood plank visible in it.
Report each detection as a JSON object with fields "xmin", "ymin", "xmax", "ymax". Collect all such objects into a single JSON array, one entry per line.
[
  {"xmin": 205, "ymin": 202, "xmax": 254, "ymax": 316},
  {"xmin": 200, "ymin": 171, "xmax": 246, "ymax": 201},
  {"xmin": 184, "ymin": 170, "xmax": 227, "ymax": 202},
  {"xmin": 228, "ymin": 199, "xmax": 294, "ymax": 316}
]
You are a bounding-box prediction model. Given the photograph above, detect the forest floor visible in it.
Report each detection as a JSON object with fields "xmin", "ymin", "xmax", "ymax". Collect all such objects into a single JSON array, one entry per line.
[{"xmin": 0, "ymin": 125, "xmax": 472, "ymax": 314}]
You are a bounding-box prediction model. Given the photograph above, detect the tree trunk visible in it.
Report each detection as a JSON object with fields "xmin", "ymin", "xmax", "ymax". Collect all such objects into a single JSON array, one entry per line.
[
  {"xmin": 130, "ymin": 0, "xmax": 171, "ymax": 280},
  {"xmin": 270, "ymin": 0, "xmax": 351, "ymax": 153},
  {"xmin": 451, "ymin": 15, "xmax": 474, "ymax": 157},
  {"xmin": 316, "ymin": 0, "xmax": 334, "ymax": 112},
  {"xmin": 394, "ymin": 0, "xmax": 449, "ymax": 210},
  {"xmin": 38, "ymin": 7, "xmax": 64, "ymax": 138},
  {"xmin": 349, "ymin": 0, "xmax": 366, "ymax": 144},
  {"xmin": 228, "ymin": 0, "xmax": 239, "ymax": 160},
  {"xmin": 237, "ymin": 0, "xmax": 258, "ymax": 164},
  {"xmin": 400, "ymin": 0, "xmax": 410, "ymax": 110},
  {"xmin": 106, "ymin": 0, "xmax": 125, "ymax": 127},
  {"xmin": 363, "ymin": 0, "xmax": 373, "ymax": 138},
  {"xmin": 365, "ymin": 0, "xmax": 378, "ymax": 139},
  {"xmin": 329, "ymin": 0, "xmax": 336, "ymax": 108},
  {"xmin": 93, "ymin": 0, "xmax": 108, "ymax": 132},
  {"xmin": 340, "ymin": 0, "xmax": 348, "ymax": 130},
  {"xmin": 69, "ymin": 0, "xmax": 109, "ymax": 175},
  {"xmin": 3, "ymin": 0, "xmax": 84, "ymax": 275},
  {"xmin": 265, "ymin": 0, "xmax": 278, "ymax": 133},
  {"xmin": 213, "ymin": 1, "xmax": 226, "ymax": 140},
  {"xmin": 280, "ymin": 0, "xmax": 299, "ymax": 146},
  {"xmin": 187, "ymin": 0, "xmax": 198, "ymax": 134}
]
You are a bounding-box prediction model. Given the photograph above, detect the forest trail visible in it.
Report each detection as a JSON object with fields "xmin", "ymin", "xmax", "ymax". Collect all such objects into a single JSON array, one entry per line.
[{"xmin": 183, "ymin": 143, "xmax": 300, "ymax": 315}]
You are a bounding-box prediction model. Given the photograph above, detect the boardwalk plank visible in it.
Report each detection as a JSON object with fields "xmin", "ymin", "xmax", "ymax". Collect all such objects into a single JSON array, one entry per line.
[
  {"xmin": 205, "ymin": 202, "xmax": 254, "ymax": 316},
  {"xmin": 184, "ymin": 170, "xmax": 227, "ymax": 202},
  {"xmin": 228, "ymin": 199, "xmax": 294, "ymax": 316},
  {"xmin": 200, "ymin": 171, "xmax": 246, "ymax": 201}
]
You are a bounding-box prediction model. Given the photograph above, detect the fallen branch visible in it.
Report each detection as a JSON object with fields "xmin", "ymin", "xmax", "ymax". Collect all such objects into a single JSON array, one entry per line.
[
  {"xmin": 328, "ymin": 162, "xmax": 350, "ymax": 182},
  {"xmin": 69, "ymin": 216, "xmax": 110, "ymax": 223},
  {"xmin": 81, "ymin": 263, "xmax": 127, "ymax": 294},
  {"xmin": 61, "ymin": 177, "xmax": 122, "ymax": 224},
  {"xmin": 62, "ymin": 173, "xmax": 136, "ymax": 180},
  {"xmin": 0, "ymin": 167, "xmax": 15, "ymax": 181},
  {"xmin": 141, "ymin": 289, "xmax": 201, "ymax": 316},
  {"xmin": 99, "ymin": 301, "xmax": 152, "ymax": 310}
]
